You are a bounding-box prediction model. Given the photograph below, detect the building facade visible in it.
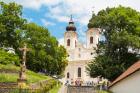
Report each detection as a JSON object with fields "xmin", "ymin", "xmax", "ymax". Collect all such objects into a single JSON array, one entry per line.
[
  {"xmin": 109, "ymin": 60, "xmax": 140, "ymax": 93},
  {"xmin": 62, "ymin": 17, "xmax": 100, "ymax": 85}
]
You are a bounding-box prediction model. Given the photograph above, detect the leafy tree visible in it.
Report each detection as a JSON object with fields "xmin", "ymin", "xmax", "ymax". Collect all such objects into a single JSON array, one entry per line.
[
  {"xmin": 0, "ymin": 49, "xmax": 20, "ymax": 65},
  {"xmin": 0, "ymin": 2, "xmax": 26, "ymax": 50},
  {"xmin": 0, "ymin": 2, "xmax": 67, "ymax": 76},
  {"xmin": 87, "ymin": 6, "xmax": 140, "ymax": 81},
  {"xmin": 21, "ymin": 23, "xmax": 68, "ymax": 76}
]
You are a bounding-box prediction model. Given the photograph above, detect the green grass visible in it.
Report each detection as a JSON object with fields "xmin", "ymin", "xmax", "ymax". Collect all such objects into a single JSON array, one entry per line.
[
  {"xmin": 96, "ymin": 90, "xmax": 112, "ymax": 93},
  {"xmin": 49, "ymin": 83, "xmax": 61, "ymax": 93},
  {"xmin": 0, "ymin": 64, "xmax": 20, "ymax": 70},
  {"xmin": 0, "ymin": 73, "xmax": 18, "ymax": 82},
  {"xmin": 0, "ymin": 64, "xmax": 51, "ymax": 84}
]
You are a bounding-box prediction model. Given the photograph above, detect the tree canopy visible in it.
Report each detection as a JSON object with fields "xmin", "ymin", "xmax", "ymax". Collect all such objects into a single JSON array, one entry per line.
[
  {"xmin": 0, "ymin": 49, "xmax": 19, "ymax": 65},
  {"xmin": 22, "ymin": 23, "xmax": 68, "ymax": 75},
  {"xmin": 87, "ymin": 6, "xmax": 140, "ymax": 81},
  {"xmin": 0, "ymin": 2, "xmax": 67, "ymax": 76}
]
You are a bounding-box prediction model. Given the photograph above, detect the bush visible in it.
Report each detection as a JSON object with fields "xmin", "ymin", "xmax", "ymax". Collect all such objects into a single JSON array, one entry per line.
[{"xmin": 0, "ymin": 49, "xmax": 20, "ymax": 65}]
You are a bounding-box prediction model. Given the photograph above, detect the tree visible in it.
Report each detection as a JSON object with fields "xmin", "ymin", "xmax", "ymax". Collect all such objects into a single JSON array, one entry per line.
[
  {"xmin": 0, "ymin": 2, "xmax": 67, "ymax": 76},
  {"xmin": 0, "ymin": 49, "xmax": 19, "ymax": 65},
  {"xmin": 0, "ymin": 2, "xmax": 26, "ymax": 50},
  {"xmin": 21, "ymin": 23, "xmax": 68, "ymax": 76},
  {"xmin": 87, "ymin": 6, "xmax": 140, "ymax": 81}
]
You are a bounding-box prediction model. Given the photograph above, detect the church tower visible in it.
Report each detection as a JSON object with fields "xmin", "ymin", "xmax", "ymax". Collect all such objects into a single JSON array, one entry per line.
[
  {"xmin": 86, "ymin": 28, "xmax": 100, "ymax": 49},
  {"xmin": 64, "ymin": 16, "xmax": 78, "ymax": 50}
]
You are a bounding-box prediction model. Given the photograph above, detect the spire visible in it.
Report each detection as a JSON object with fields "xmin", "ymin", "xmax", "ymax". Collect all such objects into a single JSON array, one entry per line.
[
  {"xmin": 70, "ymin": 15, "xmax": 73, "ymax": 22},
  {"xmin": 66, "ymin": 15, "xmax": 76, "ymax": 31}
]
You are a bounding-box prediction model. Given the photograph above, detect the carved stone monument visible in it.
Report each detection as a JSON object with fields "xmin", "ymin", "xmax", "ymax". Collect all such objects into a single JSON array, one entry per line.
[{"xmin": 17, "ymin": 43, "xmax": 29, "ymax": 87}]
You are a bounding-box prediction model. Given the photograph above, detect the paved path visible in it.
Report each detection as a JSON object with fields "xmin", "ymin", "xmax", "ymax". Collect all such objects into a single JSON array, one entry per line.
[{"xmin": 58, "ymin": 84, "xmax": 67, "ymax": 93}]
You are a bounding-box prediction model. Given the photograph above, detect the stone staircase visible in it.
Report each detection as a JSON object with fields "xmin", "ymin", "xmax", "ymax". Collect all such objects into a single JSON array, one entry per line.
[{"xmin": 0, "ymin": 82, "xmax": 18, "ymax": 93}]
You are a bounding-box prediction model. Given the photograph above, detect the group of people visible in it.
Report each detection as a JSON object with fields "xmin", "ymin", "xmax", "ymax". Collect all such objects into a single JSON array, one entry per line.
[{"xmin": 65, "ymin": 77, "xmax": 110, "ymax": 90}]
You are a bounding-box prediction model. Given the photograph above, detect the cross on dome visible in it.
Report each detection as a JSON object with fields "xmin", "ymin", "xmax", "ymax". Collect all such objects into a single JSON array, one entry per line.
[{"xmin": 70, "ymin": 15, "xmax": 73, "ymax": 22}]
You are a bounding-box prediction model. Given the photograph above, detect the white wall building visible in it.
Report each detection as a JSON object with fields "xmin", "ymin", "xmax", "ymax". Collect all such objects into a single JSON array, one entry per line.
[
  {"xmin": 62, "ymin": 17, "xmax": 100, "ymax": 84},
  {"xmin": 109, "ymin": 60, "xmax": 140, "ymax": 93}
]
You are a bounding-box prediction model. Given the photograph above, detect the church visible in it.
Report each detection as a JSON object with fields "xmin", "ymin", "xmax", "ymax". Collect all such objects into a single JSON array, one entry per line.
[{"xmin": 62, "ymin": 16, "xmax": 100, "ymax": 85}]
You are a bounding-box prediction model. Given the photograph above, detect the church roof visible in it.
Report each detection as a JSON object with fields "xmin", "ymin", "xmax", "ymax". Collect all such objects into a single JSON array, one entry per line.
[
  {"xmin": 66, "ymin": 15, "xmax": 76, "ymax": 31},
  {"xmin": 110, "ymin": 60, "xmax": 140, "ymax": 87}
]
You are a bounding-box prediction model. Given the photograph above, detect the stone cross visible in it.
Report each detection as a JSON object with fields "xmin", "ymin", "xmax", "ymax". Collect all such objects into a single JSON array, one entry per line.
[
  {"xmin": 18, "ymin": 43, "xmax": 29, "ymax": 80},
  {"xmin": 19, "ymin": 43, "xmax": 29, "ymax": 68}
]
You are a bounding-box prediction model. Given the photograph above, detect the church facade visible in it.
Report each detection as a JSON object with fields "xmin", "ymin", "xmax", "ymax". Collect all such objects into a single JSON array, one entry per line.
[{"xmin": 62, "ymin": 17, "xmax": 100, "ymax": 85}]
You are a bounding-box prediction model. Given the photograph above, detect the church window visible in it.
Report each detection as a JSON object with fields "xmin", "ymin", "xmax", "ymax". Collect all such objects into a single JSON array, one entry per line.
[
  {"xmin": 67, "ymin": 72, "xmax": 70, "ymax": 78},
  {"xmin": 78, "ymin": 67, "xmax": 81, "ymax": 77},
  {"xmin": 75, "ymin": 40, "xmax": 77, "ymax": 47},
  {"xmin": 67, "ymin": 39, "xmax": 70, "ymax": 46},
  {"xmin": 90, "ymin": 36, "xmax": 93, "ymax": 44}
]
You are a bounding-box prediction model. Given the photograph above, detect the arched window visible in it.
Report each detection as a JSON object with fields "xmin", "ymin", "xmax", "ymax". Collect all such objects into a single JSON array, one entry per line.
[
  {"xmin": 90, "ymin": 36, "xmax": 93, "ymax": 44},
  {"xmin": 75, "ymin": 40, "xmax": 77, "ymax": 47},
  {"xmin": 67, "ymin": 39, "xmax": 70, "ymax": 46},
  {"xmin": 78, "ymin": 67, "xmax": 81, "ymax": 77},
  {"xmin": 67, "ymin": 72, "xmax": 70, "ymax": 78}
]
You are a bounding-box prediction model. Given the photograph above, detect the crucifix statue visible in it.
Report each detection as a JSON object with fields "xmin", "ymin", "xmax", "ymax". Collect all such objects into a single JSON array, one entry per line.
[{"xmin": 18, "ymin": 43, "xmax": 29, "ymax": 83}]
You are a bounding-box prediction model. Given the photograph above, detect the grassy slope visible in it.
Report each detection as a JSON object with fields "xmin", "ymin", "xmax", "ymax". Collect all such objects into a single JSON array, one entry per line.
[
  {"xmin": 0, "ymin": 64, "xmax": 51, "ymax": 84},
  {"xmin": 49, "ymin": 83, "xmax": 61, "ymax": 93}
]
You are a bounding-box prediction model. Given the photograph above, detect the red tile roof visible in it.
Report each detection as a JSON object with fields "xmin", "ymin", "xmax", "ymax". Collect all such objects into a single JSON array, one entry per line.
[{"xmin": 110, "ymin": 60, "xmax": 140, "ymax": 87}]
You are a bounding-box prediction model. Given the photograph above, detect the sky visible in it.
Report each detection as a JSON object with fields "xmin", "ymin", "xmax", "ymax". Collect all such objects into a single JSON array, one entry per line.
[{"xmin": 3, "ymin": 0, "xmax": 140, "ymax": 45}]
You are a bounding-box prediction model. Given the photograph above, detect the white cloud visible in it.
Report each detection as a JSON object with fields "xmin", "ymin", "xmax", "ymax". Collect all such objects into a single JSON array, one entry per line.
[
  {"xmin": 6, "ymin": 0, "xmax": 140, "ymax": 25},
  {"xmin": 58, "ymin": 38, "xmax": 64, "ymax": 45},
  {"xmin": 41, "ymin": 19, "xmax": 55, "ymax": 26},
  {"xmin": 46, "ymin": 14, "xmax": 69, "ymax": 23}
]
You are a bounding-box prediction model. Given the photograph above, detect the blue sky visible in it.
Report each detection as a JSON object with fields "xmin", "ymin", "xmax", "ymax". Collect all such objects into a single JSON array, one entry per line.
[{"xmin": 4, "ymin": 0, "xmax": 140, "ymax": 45}]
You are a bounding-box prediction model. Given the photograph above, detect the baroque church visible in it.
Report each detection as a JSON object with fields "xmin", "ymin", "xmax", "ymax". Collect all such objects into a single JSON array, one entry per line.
[{"xmin": 62, "ymin": 16, "xmax": 100, "ymax": 84}]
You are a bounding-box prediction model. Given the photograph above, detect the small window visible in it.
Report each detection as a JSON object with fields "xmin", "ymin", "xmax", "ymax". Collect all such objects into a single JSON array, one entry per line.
[
  {"xmin": 67, "ymin": 72, "xmax": 70, "ymax": 78},
  {"xmin": 67, "ymin": 39, "xmax": 70, "ymax": 46},
  {"xmin": 91, "ymin": 53, "xmax": 93, "ymax": 55},
  {"xmin": 78, "ymin": 67, "xmax": 81, "ymax": 77},
  {"xmin": 90, "ymin": 36, "xmax": 93, "ymax": 44},
  {"xmin": 75, "ymin": 40, "xmax": 77, "ymax": 47}
]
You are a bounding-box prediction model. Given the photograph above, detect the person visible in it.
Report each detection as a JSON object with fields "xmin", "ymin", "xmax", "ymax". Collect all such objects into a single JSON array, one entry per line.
[
  {"xmin": 71, "ymin": 79, "xmax": 74, "ymax": 85},
  {"xmin": 75, "ymin": 80, "xmax": 78, "ymax": 86},
  {"xmin": 65, "ymin": 80, "xmax": 69, "ymax": 86}
]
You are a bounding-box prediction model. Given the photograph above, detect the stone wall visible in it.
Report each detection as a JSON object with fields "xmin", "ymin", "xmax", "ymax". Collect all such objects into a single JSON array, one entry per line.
[{"xmin": 67, "ymin": 86, "xmax": 95, "ymax": 93}]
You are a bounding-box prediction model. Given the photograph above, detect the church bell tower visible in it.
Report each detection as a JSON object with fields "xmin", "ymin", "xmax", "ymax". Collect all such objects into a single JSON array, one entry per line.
[
  {"xmin": 86, "ymin": 28, "xmax": 100, "ymax": 49},
  {"xmin": 64, "ymin": 15, "xmax": 78, "ymax": 50}
]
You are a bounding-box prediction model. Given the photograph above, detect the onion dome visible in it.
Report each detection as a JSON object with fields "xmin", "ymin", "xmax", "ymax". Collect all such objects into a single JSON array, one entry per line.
[{"xmin": 66, "ymin": 15, "xmax": 76, "ymax": 31}]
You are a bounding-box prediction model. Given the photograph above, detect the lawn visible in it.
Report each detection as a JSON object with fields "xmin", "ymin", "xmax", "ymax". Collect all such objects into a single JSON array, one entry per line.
[{"xmin": 0, "ymin": 64, "xmax": 51, "ymax": 84}]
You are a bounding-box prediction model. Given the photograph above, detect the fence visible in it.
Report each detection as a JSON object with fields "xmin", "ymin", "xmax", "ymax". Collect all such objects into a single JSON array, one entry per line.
[
  {"xmin": 0, "ymin": 88, "xmax": 50, "ymax": 93},
  {"xmin": 67, "ymin": 86, "xmax": 96, "ymax": 93}
]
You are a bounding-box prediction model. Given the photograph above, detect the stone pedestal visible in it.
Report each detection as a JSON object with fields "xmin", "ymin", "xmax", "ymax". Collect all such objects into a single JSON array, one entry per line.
[{"xmin": 17, "ymin": 65, "xmax": 27, "ymax": 88}]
